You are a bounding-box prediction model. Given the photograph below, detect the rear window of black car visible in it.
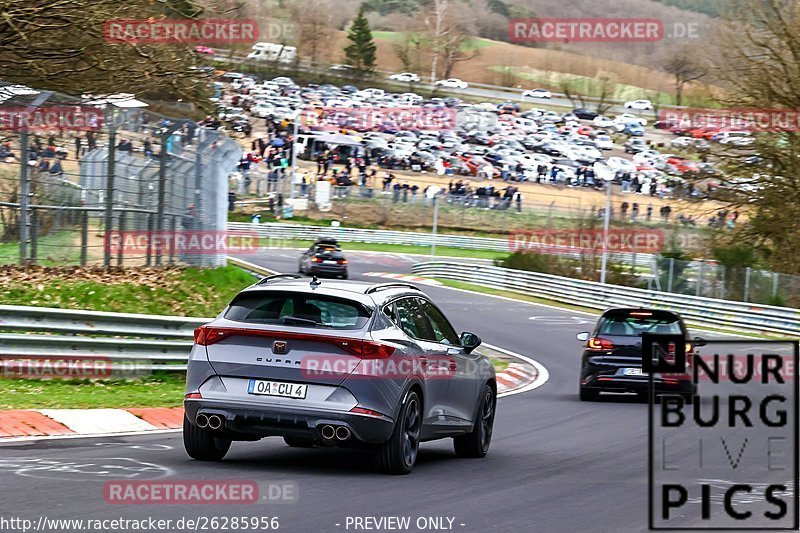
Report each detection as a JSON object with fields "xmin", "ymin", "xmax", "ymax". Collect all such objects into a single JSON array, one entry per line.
[
  {"xmin": 225, "ymin": 292, "xmax": 371, "ymax": 329},
  {"xmin": 598, "ymin": 311, "xmax": 682, "ymax": 336}
]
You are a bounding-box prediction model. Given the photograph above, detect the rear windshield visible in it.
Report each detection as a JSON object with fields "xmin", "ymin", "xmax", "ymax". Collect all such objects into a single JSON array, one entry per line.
[
  {"xmin": 598, "ymin": 312, "xmax": 682, "ymax": 336},
  {"xmin": 225, "ymin": 292, "xmax": 371, "ymax": 329},
  {"xmin": 314, "ymin": 246, "xmax": 343, "ymax": 257}
]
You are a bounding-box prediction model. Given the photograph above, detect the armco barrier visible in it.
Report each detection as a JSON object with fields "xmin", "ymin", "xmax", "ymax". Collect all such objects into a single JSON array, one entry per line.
[{"xmin": 411, "ymin": 261, "xmax": 800, "ymax": 337}]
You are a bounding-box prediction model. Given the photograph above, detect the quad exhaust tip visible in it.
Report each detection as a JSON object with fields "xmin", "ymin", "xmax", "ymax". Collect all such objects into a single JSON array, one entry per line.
[
  {"xmin": 321, "ymin": 425, "xmax": 336, "ymax": 440},
  {"xmin": 335, "ymin": 426, "xmax": 351, "ymax": 441},
  {"xmin": 207, "ymin": 415, "xmax": 223, "ymax": 430},
  {"xmin": 197, "ymin": 413, "xmax": 223, "ymax": 430}
]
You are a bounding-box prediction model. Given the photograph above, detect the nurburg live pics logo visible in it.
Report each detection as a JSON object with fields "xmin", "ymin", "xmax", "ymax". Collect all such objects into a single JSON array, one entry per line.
[{"xmin": 646, "ymin": 336, "xmax": 799, "ymax": 530}]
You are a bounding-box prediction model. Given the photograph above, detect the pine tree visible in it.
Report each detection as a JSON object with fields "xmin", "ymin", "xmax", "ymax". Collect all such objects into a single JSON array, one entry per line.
[{"xmin": 344, "ymin": 6, "xmax": 377, "ymax": 71}]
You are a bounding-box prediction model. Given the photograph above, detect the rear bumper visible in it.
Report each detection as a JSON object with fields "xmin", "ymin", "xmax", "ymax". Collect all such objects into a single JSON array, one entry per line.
[
  {"xmin": 581, "ymin": 375, "xmax": 695, "ymax": 396},
  {"xmin": 184, "ymin": 399, "xmax": 394, "ymax": 444},
  {"xmin": 306, "ymin": 264, "xmax": 347, "ymax": 276}
]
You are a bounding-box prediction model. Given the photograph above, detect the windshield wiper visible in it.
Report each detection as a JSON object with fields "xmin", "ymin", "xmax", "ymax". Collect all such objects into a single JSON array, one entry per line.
[{"xmin": 279, "ymin": 316, "xmax": 332, "ymax": 328}]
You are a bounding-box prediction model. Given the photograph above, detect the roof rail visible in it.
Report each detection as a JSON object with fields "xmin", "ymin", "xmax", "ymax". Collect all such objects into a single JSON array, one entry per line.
[
  {"xmin": 256, "ymin": 274, "xmax": 303, "ymax": 285},
  {"xmin": 364, "ymin": 282, "xmax": 421, "ymax": 294}
]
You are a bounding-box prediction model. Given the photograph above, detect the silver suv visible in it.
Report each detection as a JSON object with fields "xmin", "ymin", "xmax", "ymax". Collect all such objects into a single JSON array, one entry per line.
[{"xmin": 183, "ymin": 274, "xmax": 496, "ymax": 474}]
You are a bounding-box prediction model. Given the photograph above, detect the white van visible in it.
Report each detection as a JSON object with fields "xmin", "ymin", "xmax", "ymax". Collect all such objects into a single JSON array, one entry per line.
[{"xmin": 246, "ymin": 42, "xmax": 297, "ymax": 64}]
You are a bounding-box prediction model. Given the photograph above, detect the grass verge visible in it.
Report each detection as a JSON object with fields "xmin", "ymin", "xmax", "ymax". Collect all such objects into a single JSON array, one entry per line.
[
  {"xmin": 0, "ymin": 373, "xmax": 185, "ymax": 409},
  {"xmin": 0, "ymin": 265, "xmax": 256, "ymax": 316},
  {"xmin": 259, "ymin": 239, "xmax": 507, "ymax": 260}
]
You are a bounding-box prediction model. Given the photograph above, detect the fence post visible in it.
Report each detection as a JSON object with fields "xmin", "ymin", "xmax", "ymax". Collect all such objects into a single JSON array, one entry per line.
[
  {"xmin": 720, "ymin": 265, "xmax": 726, "ymax": 300},
  {"xmin": 116, "ymin": 210, "xmax": 126, "ymax": 267},
  {"xmin": 772, "ymin": 272, "xmax": 779, "ymax": 301},
  {"xmin": 29, "ymin": 209, "xmax": 38, "ymax": 265},
  {"xmin": 19, "ymin": 129, "xmax": 30, "ymax": 264},
  {"xmin": 696, "ymin": 260, "xmax": 704, "ymax": 297},
  {"xmin": 104, "ymin": 114, "xmax": 116, "ymax": 268},
  {"xmin": 146, "ymin": 212, "xmax": 154, "ymax": 267},
  {"xmin": 169, "ymin": 215, "xmax": 177, "ymax": 265},
  {"xmin": 155, "ymin": 133, "xmax": 168, "ymax": 266},
  {"xmin": 194, "ymin": 127, "xmax": 205, "ymax": 235},
  {"xmin": 80, "ymin": 210, "xmax": 89, "ymax": 266},
  {"xmin": 667, "ymin": 258, "xmax": 675, "ymax": 292},
  {"xmin": 744, "ymin": 266, "xmax": 751, "ymax": 303}
]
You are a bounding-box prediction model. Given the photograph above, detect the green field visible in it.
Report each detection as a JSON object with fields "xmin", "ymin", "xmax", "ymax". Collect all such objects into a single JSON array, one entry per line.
[{"xmin": 373, "ymin": 31, "xmax": 495, "ymax": 52}]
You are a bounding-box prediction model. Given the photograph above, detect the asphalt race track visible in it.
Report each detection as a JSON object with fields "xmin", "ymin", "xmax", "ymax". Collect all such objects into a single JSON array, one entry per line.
[{"xmin": 0, "ymin": 250, "xmax": 784, "ymax": 532}]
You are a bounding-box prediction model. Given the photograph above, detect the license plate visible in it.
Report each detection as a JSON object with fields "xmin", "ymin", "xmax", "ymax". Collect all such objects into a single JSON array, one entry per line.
[
  {"xmin": 324, "ymin": 260, "xmax": 337, "ymax": 264},
  {"xmin": 624, "ymin": 368, "xmax": 646, "ymax": 376},
  {"xmin": 248, "ymin": 379, "xmax": 308, "ymax": 399}
]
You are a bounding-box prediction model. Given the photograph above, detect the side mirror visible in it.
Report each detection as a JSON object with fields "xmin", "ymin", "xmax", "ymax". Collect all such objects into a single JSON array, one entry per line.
[
  {"xmin": 460, "ymin": 332, "xmax": 482, "ymax": 354},
  {"xmin": 693, "ymin": 336, "xmax": 708, "ymax": 347},
  {"xmin": 576, "ymin": 332, "xmax": 590, "ymax": 342}
]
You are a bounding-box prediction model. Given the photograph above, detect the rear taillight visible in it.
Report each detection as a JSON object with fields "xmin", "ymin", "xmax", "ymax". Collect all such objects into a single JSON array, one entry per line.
[
  {"xmin": 193, "ymin": 326, "xmax": 394, "ymax": 358},
  {"xmin": 194, "ymin": 325, "xmax": 229, "ymax": 346},
  {"xmin": 334, "ymin": 340, "xmax": 395, "ymax": 359},
  {"xmin": 587, "ymin": 337, "xmax": 614, "ymax": 351},
  {"xmin": 350, "ymin": 406, "xmax": 385, "ymax": 417},
  {"xmin": 184, "ymin": 392, "xmax": 202, "ymax": 399},
  {"xmin": 337, "ymin": 259, "xmax": 348, "ymax": 265},
  {"xmin": 311, "ymin": 257, "xmax": 321, "ymax": 263}
]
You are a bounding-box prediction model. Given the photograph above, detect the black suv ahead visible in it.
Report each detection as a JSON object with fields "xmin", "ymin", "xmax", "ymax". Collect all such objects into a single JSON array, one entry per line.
[
  {"xmin": 298, "ymin": 237, "xmax": 348, "ymax": 279},
  {"xmin": 577, "ymin": 308, "xmax": 699, "ymax": 401}
]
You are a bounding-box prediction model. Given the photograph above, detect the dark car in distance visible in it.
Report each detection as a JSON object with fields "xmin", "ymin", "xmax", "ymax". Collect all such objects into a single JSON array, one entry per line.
[
  {"xmin": 572, "ymin": 108, "xmax": 600, "ymax": 120},
  {"xmin": 298, "ymin": 238, "xmax": 348, "ymax": 279},
  {"xmin": 577, "ymin": 308, "xmax": 700, "ymax": 401}
]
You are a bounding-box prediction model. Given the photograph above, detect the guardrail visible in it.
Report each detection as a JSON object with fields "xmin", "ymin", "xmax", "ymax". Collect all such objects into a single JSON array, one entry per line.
[
  {"xmin": 228, "ymin": 222, "xmax": 652, "ymax": 268},
  {"xmin": 411, "ymin": 261, "xmax": 800, "ymax": 337},
  {"xmin": 0, "ymin": 305, "xmax": 209, "ymax": 369}
]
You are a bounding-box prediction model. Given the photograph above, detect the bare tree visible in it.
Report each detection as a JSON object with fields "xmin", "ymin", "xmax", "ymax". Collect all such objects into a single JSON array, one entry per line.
[
  {"xmin": 392, "ymin": 32, "xmax": 424, "ymax": 72},
  {"xmin": 709, "ymin": 0, "xmax": 800, "ymax": 274},
  {"xmin": 594, "ymin": 72, "xmax": 618, "ymax": 116},
  {"xmin": 0, "ymin": 0, "xmax": 235, "ymax": 104},
  {"xmin": 287, "ymin": 0, "xmax": 340, "ymax": 64},
  {"xmin": 661, "ymin": 45, "xmax": 705, "ymax": 107},
  {"xmin": 422, "ymin": 0, "xmax": 478, "ymax": 86}
]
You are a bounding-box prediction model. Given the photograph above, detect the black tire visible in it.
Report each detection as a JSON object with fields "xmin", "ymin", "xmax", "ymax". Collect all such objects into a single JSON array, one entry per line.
[
  {"xmin": 283, "ymin": 436, "xmax": 315, "ymax": 448},
  {"xmin": 579, "ymin": 386, "xmax": 599, "ymax": 401},
  {"xmin": 341, "ymin": 271, "xmax": 349, "ymax": 280},
  {"xmin": 454, "ymin": 384, "xmax": 495, "ymax": 458},
  {"xmin": 183, "ymin": 416, "xmax": 231, "ymax": 461},
  {"xmin": 374, "ymin": 390, "xmax": 422, "ymax": 475}
]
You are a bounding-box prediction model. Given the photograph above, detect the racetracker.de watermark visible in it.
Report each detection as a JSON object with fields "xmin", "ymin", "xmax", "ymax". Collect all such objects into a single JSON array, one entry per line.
[
  {"xmin": 509, "ymin": 228, "xmax": 664, "ymax": 255},
  {"xmin": 0, "ymin": 106, "xmax": 103, "ymax": 132},
  {"xmin": 299, "ymin": 106, "xmax": 456, "ymax": 132},
  {"xmin": 104, "ymin": 19, "xmax": 259, "ymax": 44},
  {"xmin": 660, "ymin": 108, "xmax": 800, "ymax": 133},
  {"xmin": 104, "ymin": 480, "xmax": 298, "ymax": 504},
  {"xmin": 301, "ymin": 355, "xmax": 458, "ymax": 380},
  {"xmin": 508, "ymin": 18, "xmax": 701, "ymax": 43},
  {"xmin": 104, "ymin": 231, "xmax": 260, "ymax": 256},
  {"xmin": 1, "ymin": 356, "xmax": 111, "ymax": 379}
]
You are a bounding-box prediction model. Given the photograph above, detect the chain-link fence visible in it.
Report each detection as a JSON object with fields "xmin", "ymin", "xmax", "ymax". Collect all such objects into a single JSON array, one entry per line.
[
  {"xmin": 645, "ymin": 257, "xmax": 800, "ymax": 307},
  {"xmin": 0, "ymin": 82, "xmax": 242, "ymax": 267}
]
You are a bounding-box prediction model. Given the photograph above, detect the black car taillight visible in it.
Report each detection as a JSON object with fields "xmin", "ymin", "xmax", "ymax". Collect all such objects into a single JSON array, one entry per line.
[{"xmin": 587, "ymin": 337, "xmax": 614, "ymax": 351}]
